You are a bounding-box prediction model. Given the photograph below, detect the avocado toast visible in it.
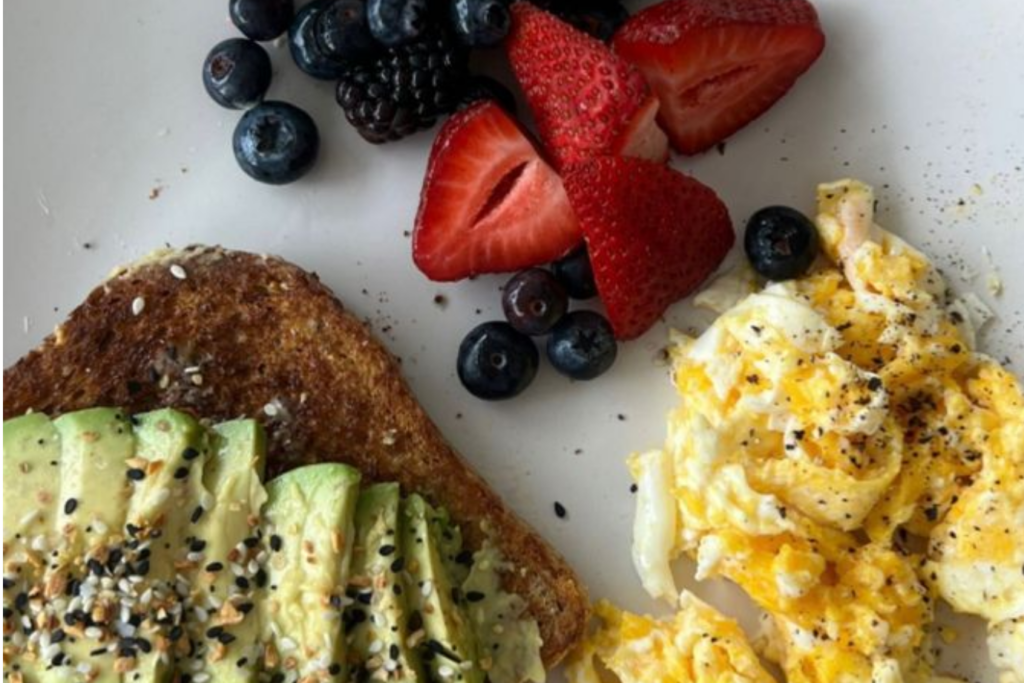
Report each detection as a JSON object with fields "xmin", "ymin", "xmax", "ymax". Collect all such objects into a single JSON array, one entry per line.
[{"xmin": 3, "ymin": 246, "xmax": 588, "ymax": 680}]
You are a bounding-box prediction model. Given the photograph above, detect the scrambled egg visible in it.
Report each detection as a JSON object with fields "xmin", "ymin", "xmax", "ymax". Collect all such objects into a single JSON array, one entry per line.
[
  {"xmin": 580, "ymin": 179, "xmax": 1024, "ymax": 683},
  {"xmin": 566, "ymin": 591, "xmax": 777, "ymax": 683}
]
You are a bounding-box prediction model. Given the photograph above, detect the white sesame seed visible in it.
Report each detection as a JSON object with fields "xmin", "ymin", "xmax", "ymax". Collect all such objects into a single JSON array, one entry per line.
[
  {"xmin": 201, "ymin": 492, "xmax": 215, "ymax": 511},
  {"xmin": 194, "ymin": 607, "xmax": 209, "ymax": 623},
  {"xmin": 193, "ymin": 673, "xmax": 211, "ymax": 683},
  {"xmin": 84, "ymin": 626, "xmax": 103, "ymax": 640},
  {"xmin": 279, "ymin": 638, "xmax": 297, "ymax": 652},
  {"xmin": 183, "ymin": 366, "xmax": 201, "ymax": 374},
  {"xmin": 30, "ymin": 535, "xmax": 47, "ymax": 552},
  {"xmin": 131, "ymin": 297, "xmax": 146, "ymax": 316},
  {"xmin": 92, "ymin": 519, "xmax": 109, "ymax": 534},
  {"xmin": 170, "ymin": 264, "xmax": 187, "ymax": 280},
  {"xmin": 459, "ymin": 661, "xmax": 474, "ymax": 671},
  {"xmin": 19, "ymin": 510, "xmax": 41, "ymax": 527},
  {"xmin": 263, "ymin": 403, "xmax": 279, "ymax": 417},
  {"xmin": 439, "ymin": 665, "xmax": 455, "ymax": 678},
  {"xmin": 384, "ymin": 660, "xmax": 398, "ymax": 673},
  {"xmin": 421, "ymin": 580, "xmax": 433, "ymax": 598},
  {"xmin": 77, "ymin": 663, "xmax": 93, "ymax": 675},
  {"xmin": 368, "ymin": 640, "xmax": 384, "ymax": 655},
  {"xmin": 43, "ymin": 642, "xmax": 61, "ymax": 661},
  {"xmin": 187, "ymin": 552, "xmax": 204, "ymax": 563},
  {"xmin": 140, "ymin": 588, "xmax": 153, "ymax": 605},
  {"xmin": 230, "ymin": 563, "xmax": 245, "ymax": 576}
]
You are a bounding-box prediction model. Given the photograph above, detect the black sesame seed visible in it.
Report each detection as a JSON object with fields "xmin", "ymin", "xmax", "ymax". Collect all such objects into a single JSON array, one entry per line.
[
  {"xmin": 390, "ymin": 643, "xmax": 400, "ymax": 660},
  {"xmin": 6, "ymin": 607, "xmax": 16, "ymax": 619},
  {"xmin": 243, "ymin": 536, "xmax": 259, "ymax": 549},
  {"xmin": 269, "ymin": 535, "xmax": 283, "ymax": 552},
  {"xmin": 379, "ymin": 544, "xmax": 396, "ymax": 556},
  {"xmin": 190, "ymin": 506, "xmax": 204, "ymax": 523},
  {"xmin": 127, "ymin": 468, "xmax": 146, "ymax": 481},
  {"xmin": 206, "ymin": 626, "xmax": 224, "ymax": 640},
  {"xmin": 328, "ymin": 663, "xmax": 342, "ymax": 676},
  {"xmin": 629, "ymin": 484, "xmax": 638, "ymax": 493},
  {"xmin": 136, "ymin": 637, "xmax": 152, "ymax": 653},
  {"xmin": 126, "ymin": 523, "xmax": 141, "ymax": 537},
  {"xmin": 174, "ymin": 467, "xmax": 189, "ymax": 480},
  {"xmin": 64, "ymin": 498, "xmax": 79, "ymax": 515},
  {"xmin": 254, "ymin": 569, "xmax": 268, "ymax": 588},
  {"xmin": 182, "ymin": 447, "xmax": 200, "ymax": 461},
  {"xmin": 87, "ymin": 559, "xmax": 105, "ymax": 577},
  {"xmin": 135, "ymin": 560, "xmax": 151, "ymax": 577},
  {"xmin": 189, "ymin": 539, "xmax": 207, "ymax": 553},
  {"xmin": 2, "ymin": 578, "xmax": 13, "ymax": 590},
  {"xmin": 357, "ymin": 591, "xmax": 373, "ymax": 606},
  {"xmin": 390, "ymin": 557, "xmax": 405, "ymax": 573},
  {"xmin": 867, "ymin": 377, "xmax": 883, "ymax": 391},
  {"xmin": 237, "ymin": 602, "xmax": 254, "ymax": 614},
  {"xmin": 169, "ymin": 625, "xmax": 184, "ymax": 641},
  {"xmin": 236, "ymin": 657, "xmax": 249, "ymax": 668},
  {"xmin": 51, "ymin": 652, "xmax": 66, "ymax": 667},
  {"xmin": 51, "ymin": 628, "xmax": 67, "ymax": 643},
  {"xmin": 455, "ymin": 550, "xmax": 473, "ymax": 566},
  {"xmin": 205, "ymin": 562, "xmax": 224, "ymax": 573},
  {"xmin": 393, "ymin": 583, "xmax": 403, "ymax": 595},
  {"xmin": 466, "ymin": 591, "xmax": 486, "ymax": 603},
  {"xmin": 218, "ymin": 632, "xmax": 237, "ymax": 645},
  {"xmin": 90, "ymin": 647, "xmax": 108, "ymax": 657},
  {"xmin": 408, "ymin": 611, "xmax": 423, "ymax": 633},
  {"xmin": 554, "ymin": 502, "xmax": 567, "ymax": 519},
  {"xmin": 235, "ymin": 576, "xmax": 250, "ymax": 590}
]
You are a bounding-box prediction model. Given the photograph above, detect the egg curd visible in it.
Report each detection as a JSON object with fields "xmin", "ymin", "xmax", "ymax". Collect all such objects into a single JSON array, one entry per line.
[{"xmin": 569, "ymin": 180, "xmax": 1024, "ymax": 683}]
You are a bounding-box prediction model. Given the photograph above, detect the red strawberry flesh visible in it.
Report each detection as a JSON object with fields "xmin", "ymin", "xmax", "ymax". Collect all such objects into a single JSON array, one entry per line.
[
  {"xmin": 563, "ymin": 157, "xmax": 734, "ymax": 339},
  {"xmin": 613, "ymin": 0, "xmax": 825, "ymax": 155},
  {"xmin": 413, "ymin": 101, "xmax": 581, "ymax": 281},
  {"xmin": 507, "ymin": 1, "xmax": 668, "ymax": 170}
]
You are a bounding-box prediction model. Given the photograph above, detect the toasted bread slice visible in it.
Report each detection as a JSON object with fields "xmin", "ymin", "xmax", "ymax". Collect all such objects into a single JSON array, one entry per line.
[{"xmin": 3, "ymin": 245, "xmax": 588, "ymax": 667}]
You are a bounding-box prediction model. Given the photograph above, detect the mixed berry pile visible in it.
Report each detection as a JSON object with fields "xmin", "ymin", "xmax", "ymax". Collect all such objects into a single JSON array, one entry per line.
[{"xmin": 202, "ymin": 0, "xmax": 827, "ymax": 400}]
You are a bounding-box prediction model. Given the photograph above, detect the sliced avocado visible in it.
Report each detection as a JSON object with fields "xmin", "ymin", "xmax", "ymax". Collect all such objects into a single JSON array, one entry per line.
[
  {"xmin": 37, "ymin": 408, "xmax": 137, "ymax": 683},
  {"xmin": 124, "ymin": 409, "xmax": 212, "ymax": 683},
  {"xmin": 260, "ymin": 464, "xmax": 361, "ymax": 682},
  {"xmin": 54, "ymin": 408, "xmax": 135, "ymax": 558},
  {"xmin": 3, "ymin": 413, "xmax": 62, "ymax": 543},
  {"xmin": 461, "ymin": 547, "xmax": 544, "ymax": 683},
  {"xmin": 3, "ymin": 413, "xmax": 62, "ymax": 683},
  {"xmin": 346, "ymin": 484, "xmax": 423, "ymax": 683},
  {"xmin": 188, "ymin": 419, "xmax": 269, "ymax": 683},
  {"xmin": 401, "ymin": 495, "xmax": 482, "ymax": 683}
]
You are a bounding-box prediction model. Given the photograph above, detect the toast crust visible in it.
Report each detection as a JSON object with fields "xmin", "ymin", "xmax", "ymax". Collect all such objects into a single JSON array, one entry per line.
[{"xmin": 3, "ymin": 245, "xmax": 589, "ymax": 667}]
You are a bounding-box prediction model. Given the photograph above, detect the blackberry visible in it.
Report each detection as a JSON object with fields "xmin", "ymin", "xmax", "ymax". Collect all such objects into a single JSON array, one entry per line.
[{"xmin": 336, "ymin": 33, "xmax": 468, "ymax": 144}]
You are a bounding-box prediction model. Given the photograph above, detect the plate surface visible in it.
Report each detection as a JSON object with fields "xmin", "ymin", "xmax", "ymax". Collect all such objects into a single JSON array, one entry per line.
[{"xmin": 4, "ymin": 1, "xmax": 1024, "ymax": 680}]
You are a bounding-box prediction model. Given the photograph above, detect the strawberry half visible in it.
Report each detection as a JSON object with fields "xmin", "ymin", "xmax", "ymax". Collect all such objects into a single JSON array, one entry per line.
[
  {"xmin": 613, "ymin": 0, "xmax": 825, "ymax": 155},
  {"xmin": 413, "ymin": 101, "xmax": 581, "ymax": 282},
  {"xmin": 563, "ymin": 157, "xmax": 734, "ymax": 340},
  {"xmin": 506, "ymin": 1, "xmax": 668, "ymax": 171}
]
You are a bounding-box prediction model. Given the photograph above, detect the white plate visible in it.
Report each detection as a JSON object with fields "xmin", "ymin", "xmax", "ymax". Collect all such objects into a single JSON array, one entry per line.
[{"xmin": 5, "ymin": 1, "xmax": 1024, "ymax": 680}]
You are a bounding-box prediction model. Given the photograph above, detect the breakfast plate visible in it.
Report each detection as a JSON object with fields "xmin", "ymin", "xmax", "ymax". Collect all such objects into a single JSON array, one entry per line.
[{"xmin": 4, "ymin": 1, "xmax": 1024, "ymax": 681}]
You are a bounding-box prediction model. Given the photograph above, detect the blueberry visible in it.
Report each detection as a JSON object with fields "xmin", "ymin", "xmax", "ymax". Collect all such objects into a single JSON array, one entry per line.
[
  {"xmin": 202, "ymin": 39, "xmax": 272, "ymax": 110},
  {"xmin": 233, "ymin": 102, "xmax": 320, "ymax": 184},
  {"xmin": 229, "ymin": 0, "xmax": 294, "ymax": 41},
  {"xmin": 457, "ymin": 322, "xmax": 539, "ymax": 400},
  {"xmin": 458, "ymin": 75, "xmax": 517, "ymax": 115},
  {"xmin": 551, "ymin": 246, "xmax": 598, "ymax": 300},
  {"xmin": 546, "ymin": 311, "xmax": 617, "ymax": 381},
  {"xmin": 367, "ymin": 0, "xmax": 431, "ymax": 47},
  {"xmin": 290, "ymin": 0, "xmax": 378, "ymax": 80},
  {"xmin": 451, "ymin": 0, "xmax": 511, "ymax": 47},
  {"xmin": 744, "ymin": 206, "xmax": 819, "ymax": 280},
  {"xmin": 502, "ymin": 269, "xmax": 569, "ymax": 336}
]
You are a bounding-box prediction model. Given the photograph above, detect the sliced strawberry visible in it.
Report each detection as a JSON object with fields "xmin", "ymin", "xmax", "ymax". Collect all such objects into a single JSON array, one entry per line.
[
  {"xmin": 613, "ymin": 0, "xmax": 825, "ymax": 155},
  {"xmin": 413, "ymin": 101, "xmax": 581, "ymax": 282},
  {"xmin": 563, "ymin": 157, "xmax": 734, "ymax": 340},
  {"xmin": 506, "ymin": 1, "xmax": 668, "ymax": 171}
]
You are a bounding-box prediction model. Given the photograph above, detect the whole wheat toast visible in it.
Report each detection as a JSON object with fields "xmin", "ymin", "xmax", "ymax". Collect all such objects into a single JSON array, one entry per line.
[{"xmin": 3, "ymin": 245, "xmax": 588, "ymax": 668}]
